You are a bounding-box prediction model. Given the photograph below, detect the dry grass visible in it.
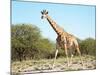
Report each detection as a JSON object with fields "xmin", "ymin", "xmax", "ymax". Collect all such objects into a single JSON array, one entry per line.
[{"xmin": 11, "ymin": 55, "xmax": 96, "ymax": 74}]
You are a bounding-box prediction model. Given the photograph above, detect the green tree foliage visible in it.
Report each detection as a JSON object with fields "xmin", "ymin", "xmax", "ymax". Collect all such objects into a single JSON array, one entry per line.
[
  {"xmin": 79, "ymin": 38, "xmax": 96, "ymax": 56},
  {"xmin": 32, "ymin": 39, "xmax": 55, "ymax": 59},
  {"xmin": 11, "ymin": 24, "xmax": 55, "ymax": 61}
]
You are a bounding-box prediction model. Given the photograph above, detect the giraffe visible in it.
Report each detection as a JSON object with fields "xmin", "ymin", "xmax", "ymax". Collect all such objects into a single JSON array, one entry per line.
[{"xmin": 41, "ymin": 10, "xmax": 83, "ymax": 68}]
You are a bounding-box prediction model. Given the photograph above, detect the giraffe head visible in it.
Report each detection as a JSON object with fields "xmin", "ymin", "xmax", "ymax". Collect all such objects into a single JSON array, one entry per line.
[{"xmin": 41, "ymin": 10, "xmax": 48, "ymax": 19}]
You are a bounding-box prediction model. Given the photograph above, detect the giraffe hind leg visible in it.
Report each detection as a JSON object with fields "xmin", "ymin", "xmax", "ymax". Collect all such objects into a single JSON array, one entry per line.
[
  {"xmin": 73, "ymin": 40, "xmax": 84, "ymax": 66},
  {"xmin": 76, "ymin": 47, "xmax": 84, "ymax": 66}
]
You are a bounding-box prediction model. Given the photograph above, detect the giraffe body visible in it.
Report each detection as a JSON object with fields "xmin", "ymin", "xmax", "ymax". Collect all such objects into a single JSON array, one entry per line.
[{"xmin": 56, "ymin": 32, "xmax": 75, "ymax": 49}]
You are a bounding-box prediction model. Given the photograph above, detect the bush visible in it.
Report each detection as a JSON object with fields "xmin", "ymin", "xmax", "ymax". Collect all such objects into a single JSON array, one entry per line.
[
  {"xmin": 11, "ymin": 24, "xmax": 55, "ymax": 61},
  {"xmin": 79, "ymin": 38, "xmax": 96, "ymax": 56}
]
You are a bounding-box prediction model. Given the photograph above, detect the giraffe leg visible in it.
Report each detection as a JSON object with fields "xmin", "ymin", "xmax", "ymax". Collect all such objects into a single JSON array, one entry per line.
[
  {"xmin": 70, "ymin": 54, "xmax": 74, "ymax": 65},
  {"xmin": 69, "ymin": 47, "xmax": 74, "ymax": 65},
  {"xmin": 52, "ymin": 49, "xmax": 58, "ymax": 69},
  {"xmin": 65, "ymin": 49, "xmax": 70, "ymax": 67},
  {"xmin": 52, "ymin": 43, "xmax": 59, "ymax": 69},
  {"xmin": 76, "ymin": 47, "xmax": 84, "ymax": 66},
  {"xmin": 64, "ymin": 43, "xmax": 70, "ymax": 67}
]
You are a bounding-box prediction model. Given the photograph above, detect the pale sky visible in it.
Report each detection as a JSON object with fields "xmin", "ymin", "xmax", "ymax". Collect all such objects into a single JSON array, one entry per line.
[{"xmin": 12, "ymin": 1, "xmax": 96, "ymax": 41}]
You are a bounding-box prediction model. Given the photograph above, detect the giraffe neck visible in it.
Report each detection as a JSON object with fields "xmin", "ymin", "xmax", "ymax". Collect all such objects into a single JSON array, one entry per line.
[{"xmin": 46, "ymin": 15, "xmax": 64, "ymax": 35}]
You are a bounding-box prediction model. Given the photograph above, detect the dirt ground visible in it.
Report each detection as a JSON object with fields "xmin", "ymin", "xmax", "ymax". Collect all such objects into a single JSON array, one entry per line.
[{"xmin": 11, "ymin": 55, "xmax": 96, "ymax": 75}]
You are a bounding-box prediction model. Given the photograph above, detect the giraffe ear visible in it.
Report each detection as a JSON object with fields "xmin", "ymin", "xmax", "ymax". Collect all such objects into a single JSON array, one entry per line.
[
  {"xmin": 43, "ymin": 10, "xmax": 45, "ymax": 13},
  {"xmin": 46, "ymin": 11, "xmax": 48, "ymax": 14},
  {"xmin": 41, "ymin": 11, "xmax": 43, "ymax": 14}
]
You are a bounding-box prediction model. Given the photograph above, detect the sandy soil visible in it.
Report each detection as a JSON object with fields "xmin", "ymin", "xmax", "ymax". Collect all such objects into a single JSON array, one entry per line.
[{"xmin": 11, "ymin": 55, "xmax": 96, "ymax": 75}]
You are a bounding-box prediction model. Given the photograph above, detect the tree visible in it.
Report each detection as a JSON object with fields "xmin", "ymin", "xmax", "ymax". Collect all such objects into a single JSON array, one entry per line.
[
  {"xmin": 11, "ymin": 24, "xmax": 41, "ymax": 61},
  {"xmin": 11, "ymin": 24, "xmax": 55, "ymax": 61},
  {"xmin": 79, "ymin": 38, "xmax": 96, "ymax": 56}
]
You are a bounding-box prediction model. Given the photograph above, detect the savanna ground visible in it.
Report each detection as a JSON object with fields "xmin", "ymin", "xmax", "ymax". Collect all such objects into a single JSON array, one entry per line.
[{"xmin": 11, "ymin": 55, "xmax": 96, "ymax": 75}]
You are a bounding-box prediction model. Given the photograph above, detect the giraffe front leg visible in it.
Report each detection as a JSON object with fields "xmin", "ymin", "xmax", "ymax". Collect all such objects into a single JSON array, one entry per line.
[
  {"xmin": 70, "ymin": 54, "xmax": 74, "ymax": 65},
  {"xmin": 64, "ymin": 44, "xmax": 70, "ymax": 67},
  {"xmin": 52, "ymin": 49, "xmax": 58, "ymax": 69},
  {"xmin": 52, "ymin": 43, "xmax": 59, "ymax": 69},
  {"xmin": 65, "ymin": 50, "xmax": 70, "ymax": 67}
]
